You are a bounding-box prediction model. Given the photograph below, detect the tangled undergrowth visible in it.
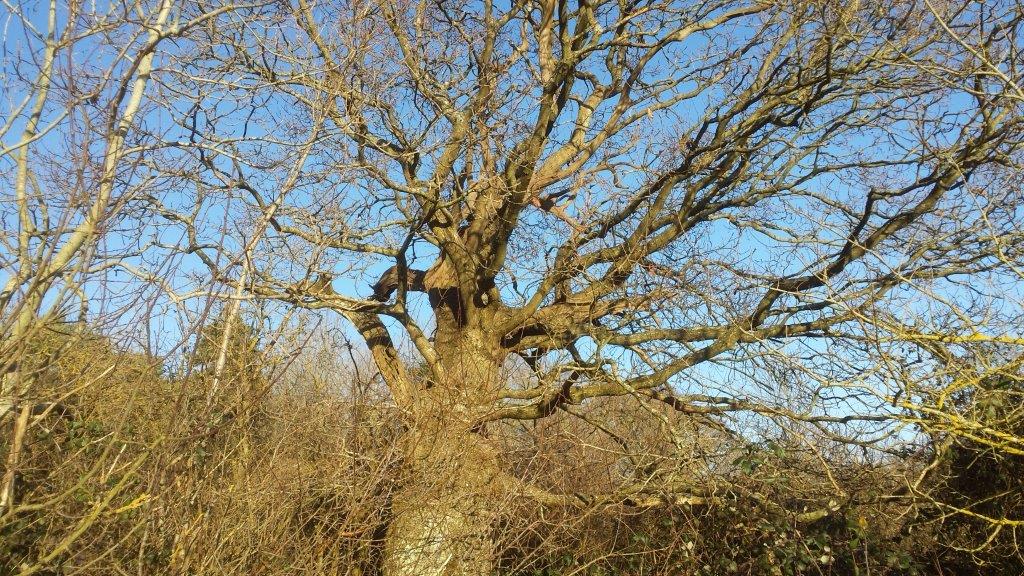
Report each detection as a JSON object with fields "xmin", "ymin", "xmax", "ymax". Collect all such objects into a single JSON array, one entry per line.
[{"xmin": 3, "ymin": 323, "xmax": 1020, "ymax": 575}]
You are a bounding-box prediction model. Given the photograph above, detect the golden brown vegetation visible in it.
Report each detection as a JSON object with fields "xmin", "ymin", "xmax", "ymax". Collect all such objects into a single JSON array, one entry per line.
[{"xmin": 2, "ymin": 319, "xmax": 1021, "ymax": 574}]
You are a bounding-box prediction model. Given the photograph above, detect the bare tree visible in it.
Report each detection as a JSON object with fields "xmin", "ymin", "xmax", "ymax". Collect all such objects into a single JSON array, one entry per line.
[
  {"xmin": 0, "ymin": 0, "xmax": 179, "ymax": 514},
  {"xmin": 5, "ymin": 0, "xmax": 1023, "ymax": 574},
  {"xmin": 141, "ymin": 1, "xmax": 1024, "ymax": 573},
  {"xmin": 0, "ymin": 2, "xmax": 251, "ymax": 571}
]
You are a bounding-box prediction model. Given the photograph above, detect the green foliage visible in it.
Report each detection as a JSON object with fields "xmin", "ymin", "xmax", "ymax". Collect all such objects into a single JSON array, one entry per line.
[
  {"xmin": 925, "ymin": 373, "xmax": 1024, "ymax": 574},
  {"xmin": 192, "ymin": 315, "xmax": 262, "ymax": 374}
]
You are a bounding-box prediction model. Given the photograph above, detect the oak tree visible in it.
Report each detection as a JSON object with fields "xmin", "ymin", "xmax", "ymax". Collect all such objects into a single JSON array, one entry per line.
[{"xmin": 7, "ymin": 0, "xmax": 1022, "ymax": 574}]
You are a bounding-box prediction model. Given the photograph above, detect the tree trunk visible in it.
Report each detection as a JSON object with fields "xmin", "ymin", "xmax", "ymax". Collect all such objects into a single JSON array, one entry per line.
[
  {"xmin": 383, "ymin": 323, "xmax": 504, "ymax": 576},
  {"xmin": 384, "ymin": 418, "xmax": 500, "ymax": 576}
]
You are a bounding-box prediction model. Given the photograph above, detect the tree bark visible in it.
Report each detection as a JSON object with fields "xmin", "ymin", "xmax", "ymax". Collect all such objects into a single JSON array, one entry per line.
[
  {"xmin": 383, "ymin": 313, "xmax": 505, "ymax": 576},
  {"xmin": 384, "ymin": 410, "xmax": 500, "ymax": 576}
]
